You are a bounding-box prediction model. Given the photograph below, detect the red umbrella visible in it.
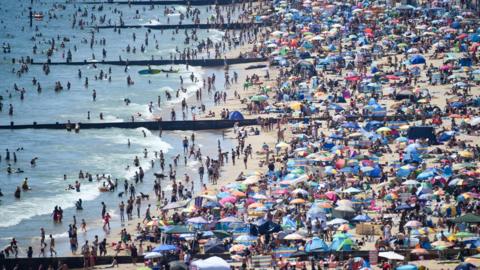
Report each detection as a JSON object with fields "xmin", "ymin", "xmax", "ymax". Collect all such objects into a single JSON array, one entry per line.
[
  {"xmin": 325, "ymin": 191, "xmax": 337, "ymax": 201},
  {"xmin": 457, "ymin": 33, "xmax": 468, "ymax": 40},
  {"xmin": 345, "ymin": 75, "xmax": 361, "ymax": 81},
  {"xmin": 385, "ymin": 75, "xmax": 400, "ymax": 80}
]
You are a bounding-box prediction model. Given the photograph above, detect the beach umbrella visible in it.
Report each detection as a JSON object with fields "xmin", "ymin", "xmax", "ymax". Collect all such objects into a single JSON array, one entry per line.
[
  {"xmin": 250, "ymin": 95, "xmax": 268, "ymax": 102},
  {"xmin": 218, "ymin": 216, "xmax": 242, "ymax": 223},
  {"xmin": 290, "ymin": 198, "xmax": 306, "ymax": 205},
  {"xmin": 454, "ymin": 214, "xmax": 480, "ymax": 224},
  {"xmin": 252, "ymin": 193, "xmax": 267, "ymax": 200},
  {"xmin": 144, "ymin": 252, "xmax": 163, "ymax": 259},
  {"xmin": 376, "ymin": 127, "xmax": 391, "ymax": 133},
  {"xmin": 248, "ymin": 202, "xmax": 264, "ymax": 209},
  {"xmin": 327, "ymin": 218, "xmax": 349, "ymax": 226},
  {"xmin": 153, "ymin": 244, "xmax": 178, "ymax": 252},
  {"xmin": 292, "ymin": 188, "xmax": 309, "ymax": 196},
  {"xmin": 411, "ymin": 247, "xmax": 429, "ymax": 255},
  {"xmin": 219, "ymin": 196, "xmax": 237, "ymax": 205},
  {"xmin": 337, "ymin": 199, "xmax": 354, "ymax": 208},
  {"xmin": 402, "ymin": 180, "xmax": 419, "ymax": 186},
  {"xmin": 431, "ymin": 240, "xmax": 454, "ymax": 248},
  {"xmin": 396, "ymin": 203, "xmax": 414, "ymax": 211},
  {"xmin": 343, "ymin": 187, "xmax": 362, "ymax": 193},
  {"xmin": 455, "ymin": 232, "xmax": 475, "ymax": 238},
  {"xmin": 164, "ymin": 225, "xmax": 193, "ymax": 234},
  {"xmin": 235, "ymin": 234, "xmax": 257, "ymax": 243},
  {"xmin": 352, "ymin": 214, "xmax": 372, "ymax": 222},
  {"xmin": 284, "ymin": 232, "xmax": 304, "ymax": 240},
  {"xmin": 212, "ymin": 230, "xmax": 231, "ymax": 239},
  {"xmin": 405, "ymin": 220, "xmax": 422, "ymax": 228},
  {"xmin": 337, "ymin": 224, "xmax": 351, "ymax": 231},
  {"xmin": 229, "ymin": 244, "xmax": 246, "ymax": 252},
  {"xmin": 187, "ymin": 216, "xmax": 209, "ymax": 224},
  {"xmin": 379, "ymin": 251, "xmax": 405, "ymax": 260}
]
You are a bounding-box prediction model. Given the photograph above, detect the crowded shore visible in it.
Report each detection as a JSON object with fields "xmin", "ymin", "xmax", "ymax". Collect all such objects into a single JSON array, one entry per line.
[{"xmin": 1, "ymin": 0, "xmax": 480, "ymax": 270}]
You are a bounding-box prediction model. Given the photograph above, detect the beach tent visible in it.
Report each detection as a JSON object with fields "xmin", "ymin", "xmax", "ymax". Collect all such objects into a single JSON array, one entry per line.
[
  {"xmin": 305, "ymin": 237, "xmax": 329, "ymax": 252},
  {"xmin": 409, "ymin": 55, "xmax": 426, "ymax": 65},
  {"xmin": 228, "ymin": 111, "xmax": 244, "ymax": 121},
  {"xmin": 407, "ymin": 126, "xmax": 437, "ymax": 144},
  {"xmin": 191, "ymin": 256, "xmax": 230, "ymax": 270}
]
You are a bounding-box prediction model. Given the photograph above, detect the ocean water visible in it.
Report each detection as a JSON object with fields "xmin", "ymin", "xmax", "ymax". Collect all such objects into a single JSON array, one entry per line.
[{"xmin": 0, "ymin": 0, "xmax": 242, "ymax": 255}]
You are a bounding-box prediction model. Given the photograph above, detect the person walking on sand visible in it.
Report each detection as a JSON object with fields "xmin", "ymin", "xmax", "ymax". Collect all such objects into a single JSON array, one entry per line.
[
  {"xmin": 143, "ymin": 204, "xmax": 151, "ymax": 222},
  {"xmin": 49, "ymin": 234, "xmax": 57, "ymax": 257}
]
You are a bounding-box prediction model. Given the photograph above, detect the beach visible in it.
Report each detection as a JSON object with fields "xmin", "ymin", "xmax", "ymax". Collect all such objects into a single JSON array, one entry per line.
[{"xmin": 2, "ymin": 0, "xmax": 480, "ymax": 270}]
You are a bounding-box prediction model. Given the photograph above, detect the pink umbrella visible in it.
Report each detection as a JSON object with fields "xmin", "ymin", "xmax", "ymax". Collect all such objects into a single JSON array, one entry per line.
[
  {"xmin": 440, "ymin": 65, "xmax": 453, "ymax": 71},
  {"xmin": 219, "ymin": 196, "xmax": 237, "ymax": 205},
  {"xmin": 325, "ymin": 191, "xmax": 337, "ymax": 201},
  {"xmin": 273, "ymin": 189, "xmax": 289, "ymax": 195}
]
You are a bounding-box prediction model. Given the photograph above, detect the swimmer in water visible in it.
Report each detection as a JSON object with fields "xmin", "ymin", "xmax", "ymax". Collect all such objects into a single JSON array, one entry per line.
[
  {"xmin": 22, "ymin": 178, "xmax": 31, "ymax": 191},
  {"xmin": 14, "ymin": 186, "xmax": 21, "ymax": 199}
]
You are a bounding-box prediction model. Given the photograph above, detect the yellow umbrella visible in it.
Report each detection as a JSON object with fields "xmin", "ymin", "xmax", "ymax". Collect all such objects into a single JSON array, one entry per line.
[
  {"xmin": 376, "ymin": 127, "xmax": 391, "ymax": 133},
  {"xmin": 459, "ymin": 151, "xmax": 474, "ymax": 158},
  {"xmin": 290, "ymin": 101, "xmax": 303, "ymax": 111}
]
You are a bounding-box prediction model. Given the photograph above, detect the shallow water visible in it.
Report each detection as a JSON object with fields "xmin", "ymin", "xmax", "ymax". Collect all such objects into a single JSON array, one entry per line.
[{"xmin": 0, "ymin": 0, "xmax": 241, "ymax": 255}]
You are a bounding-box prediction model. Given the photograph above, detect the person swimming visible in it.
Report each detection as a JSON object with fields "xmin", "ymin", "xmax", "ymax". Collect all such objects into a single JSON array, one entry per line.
[
  {"xmin": 75, "ymin": 199, "xmax": 83, "ymax": 210},
  {"xmin": 14, "ymin": 186, "xmax": 21, "ymax": 199},
  {"xmin": 22, "ymin": 178, "xmax": 31, "ymax": 191}
]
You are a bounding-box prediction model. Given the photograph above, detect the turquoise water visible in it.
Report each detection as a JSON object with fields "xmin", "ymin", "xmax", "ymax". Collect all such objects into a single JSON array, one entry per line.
[{"xmin": 0, "ymin": 0, "xmax": 241, "ymax": 255}]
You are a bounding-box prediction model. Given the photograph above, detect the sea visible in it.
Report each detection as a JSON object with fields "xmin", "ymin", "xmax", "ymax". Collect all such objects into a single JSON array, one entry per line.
[{"xmin": 0, "ymin": 0, "xmax": 243, "ymax": 255}]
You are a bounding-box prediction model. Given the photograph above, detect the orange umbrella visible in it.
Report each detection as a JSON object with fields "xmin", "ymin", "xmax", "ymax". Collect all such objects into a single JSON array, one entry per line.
[
  {"xmin": 231, "ymin": 190, "xmax": 246, "ymax": 197},
  {"xmin": 290, "ymin": 198, "xmax": 306, "ymax": 205},
  {"xmin": 248, "ymin": 202, "xmax": 264, "ymax": 209}
]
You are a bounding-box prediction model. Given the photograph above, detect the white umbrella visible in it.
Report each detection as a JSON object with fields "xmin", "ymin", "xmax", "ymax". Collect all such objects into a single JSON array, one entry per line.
[
  {"xmin": 379, "ymin": 251, "xmax": 405, "ymax": 260},
  {"xmin": 144, "ymin": 252, "xmax": 163, "ymax": 259},
  {"xmin": 187, "ymin": 216, "xmax": 209, "ymax": 224},
  {"xmin": 402, "ymin": 180, "xmax": 419, "ymax": 185},
  {"xmin": 327, "ymin": 218, "xmax": 349, "ymax": 226},
  {"xmin": 335, "ymin": 205, "xmax": 355, "ymax": 212},
  {"xmin": 284, "ymin": 233, "xmax": 304, "ymax": 240}
]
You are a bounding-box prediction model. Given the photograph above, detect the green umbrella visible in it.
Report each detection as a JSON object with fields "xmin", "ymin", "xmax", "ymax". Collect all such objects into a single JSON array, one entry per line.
[
  {"xmin": 213, "ymin": 230, "xmax": 231, "ymax": 238},
  {"xmin": 164, "ymin": 225, "xmax": 193, "ymax": 234},
  {"xmin": 250, "ymin": 95, "xmax": 268, "ymax": 102},
  {"xmin": 453, "ymin": 214, "xmax": 480, "ymax": 224},
  {"xmin": 455, "ymin": 231, "xmax": 475, "ymax": 238}
]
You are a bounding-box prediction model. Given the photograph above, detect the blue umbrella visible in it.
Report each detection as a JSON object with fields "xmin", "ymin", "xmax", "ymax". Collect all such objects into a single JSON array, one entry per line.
[
  {"xmin": 451, "ymin": 21, "xmax": 461, "ymax": 29},
  {"xmin": 153, "ymin": 244, "xmax": 178, "ymax": 252},
  {"xmin": 417, "ymin": 170, "xmax": 435, "ymax": 180},
  {"xmin": 470, "ymin": 34, "xmax": 480, "ymax": 42},
  {"xmin": 396, "ymin": 204, "xmax": 414, "ymax": 211},
  {"xmin": 352, "ymin": 214, "xmax": 372, "ymax": 222}
]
